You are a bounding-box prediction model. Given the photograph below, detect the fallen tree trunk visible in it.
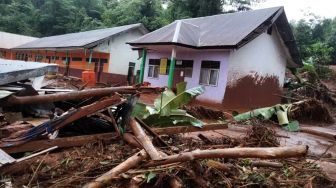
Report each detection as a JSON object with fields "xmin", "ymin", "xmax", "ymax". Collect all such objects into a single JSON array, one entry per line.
[
  {"xmin": 123, "ymin": 133, "xmax": 142, "ymax": 149},
  {"xmin": 145, "ymin": 146, "xmax": 308, "ymax": 167},
  {"xmin": 84, "ymin": 150, "xmax": 148, "ymax": 188},
  {"xmin": 2, "ymin": 86, "xmax": 162, "ymax": 106},
  {"xmin": 130, "ymin": 119, "xmax": 162, "ymax": 160},
  {"xmin": 2, "ymin": 133, "xmax": 118, "ymax": 154},
  {"xmin": 135, "ymin": 117, "xmax": 168, "ymax": 147}
]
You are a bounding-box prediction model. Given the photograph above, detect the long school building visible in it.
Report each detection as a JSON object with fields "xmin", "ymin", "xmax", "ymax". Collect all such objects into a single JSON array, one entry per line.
[{"xmin": 12, "ymin": 24, "xmax": 148, "ymax": 85}]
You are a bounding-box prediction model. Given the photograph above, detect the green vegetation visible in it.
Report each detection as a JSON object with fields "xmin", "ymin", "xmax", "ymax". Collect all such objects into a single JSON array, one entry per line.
[
  {"xmin": 291, "ymin": 16, "xmax": 336, "ymax": 73},
  {"xmin": 0, "ymin": 0, "xmax": 255, "ymax": 37}
]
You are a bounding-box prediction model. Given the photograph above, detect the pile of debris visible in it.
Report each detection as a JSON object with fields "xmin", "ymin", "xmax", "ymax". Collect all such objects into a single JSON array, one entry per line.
[{"xmin": 0, "ymin": 61, "xmax": 336, "ymax": 187}]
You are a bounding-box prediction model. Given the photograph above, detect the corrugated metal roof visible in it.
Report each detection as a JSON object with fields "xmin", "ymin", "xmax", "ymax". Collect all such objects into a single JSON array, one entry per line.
[
  {"xmin": 14, "ymin": 23, "xmax": 147, "ymax": 50},
  {"xmin": 0, "ymin": 31, "xmax": 37, "ymax": 49},
  {"xmin": 129, "ymin": 7, "xmax": 302, "ymax": 66},
  {"xmin": 130, "ymin": 7, "xmax": 281, "ymax": 47}
]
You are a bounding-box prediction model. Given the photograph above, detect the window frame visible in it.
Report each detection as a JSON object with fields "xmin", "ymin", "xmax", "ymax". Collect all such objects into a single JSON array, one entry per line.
[
  {"xmin": 199, "ymin": 61, "xmax": 220, "ymax": 87},
  {"xmin": 148, "ymin": 64, "xmax": 159, "ymax": 78}
]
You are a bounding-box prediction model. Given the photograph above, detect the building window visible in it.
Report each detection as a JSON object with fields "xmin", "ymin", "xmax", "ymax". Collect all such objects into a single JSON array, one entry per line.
[
  {"xmin": 148, "ymin": 59, "xmax": 160, "ymax": 78},
  {"xmin": 199, "ymin": 61, "xmax": 220, "ymax": 86},
  {"xmin": 72, "ymin": 57, "xmax": 82, "ymax": 61},
  {"xmin": 182, "ymin": 60, "xmax": 193, "ymax": 78},
  {"xmin": 51, "ymin": 56, "xmax": 59, "ymax": 60}
]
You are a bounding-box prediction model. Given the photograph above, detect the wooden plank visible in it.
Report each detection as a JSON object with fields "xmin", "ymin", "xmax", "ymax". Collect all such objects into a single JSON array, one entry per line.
[
  {"xmin": 16, "ymin": 146, "xmax": 58, "ymax": 162},
  {"xmin": 152, "ymin": 123, "xmax": 228, "ymax": 135},
  {"xmin": 2, "ymin": 133, "xmax": 118, "ymax": 154}
]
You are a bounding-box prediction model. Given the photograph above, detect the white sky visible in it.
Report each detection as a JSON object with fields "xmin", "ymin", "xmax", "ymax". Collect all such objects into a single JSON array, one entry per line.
[{"xmin": 253, "ymin": 0, "xmax": 336, "ymax": 21}]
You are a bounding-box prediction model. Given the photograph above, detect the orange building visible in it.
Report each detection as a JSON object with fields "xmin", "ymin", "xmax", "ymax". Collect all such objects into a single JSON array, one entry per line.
[{"xmin": 12, "ymin": 24, "xmax": 148, "ymax": 85}]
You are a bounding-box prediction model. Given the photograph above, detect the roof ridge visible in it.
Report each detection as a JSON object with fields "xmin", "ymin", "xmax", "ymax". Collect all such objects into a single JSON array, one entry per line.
[
  {"xmin": 180, "ymin": 6, "xmax": 283, "ymax": 22},
  {"xmin": 40, "ymin": 23, "xmax": 142, "ymax": 39}
]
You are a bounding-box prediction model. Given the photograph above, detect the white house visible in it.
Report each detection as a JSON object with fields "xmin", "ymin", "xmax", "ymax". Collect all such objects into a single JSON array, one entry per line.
[{"xmin": 129, "ymin": 7, "xmax": 302, "ymax": 109}]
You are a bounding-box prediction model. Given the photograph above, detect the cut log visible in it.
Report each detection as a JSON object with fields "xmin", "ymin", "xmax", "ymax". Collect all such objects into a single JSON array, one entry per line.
[
  {"xmin": 135, "ymin": 117, "xmax": 169, "ymax": 147},
  {"xmin": 152, "ymin": 123, "xmax": 228, "ymax": 135},
  {"xmin": 144, "ymin": 146, "xmax": 308, "ymax": 167},
  {"xmin": 84, "ymin": 150, "xmax": 148, "ymax": 188},
  {"xmin": 2, "ymin": 133, "xmax": 118, "ymax": 154},
  {"xmin": 130, "ymin": 119, "xmax": 162, "ymax": 160}
]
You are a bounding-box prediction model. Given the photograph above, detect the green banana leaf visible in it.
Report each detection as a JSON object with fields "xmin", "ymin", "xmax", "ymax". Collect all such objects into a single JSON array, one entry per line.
[
  {"xmin": 233, "ymin": 107, "xmax": 276, "ymax": 121},
  {"xmin": 176, "ymin": 82, "xmax": 187, "ymax": 95},
  {"xmin": 132, "ymin": 85, "xmax": 205, "ymax": 128},
  {"xmin": 282, "ymin": 120, "xmax": 300, "ymax": 132},
  {"xmin": 154, "ymin": 86, "xmax": 205, "ymax": 116},
  {"xmin": 143, "ymin": 112, "xmax": 204, "ymax": 128},
  {"xmin": 233, "ymin": 104, "xmax": 299, "ymax": 132},
  {"xmin": 132, "ymin": 102, "xmax": 157, "ymax": 119}
]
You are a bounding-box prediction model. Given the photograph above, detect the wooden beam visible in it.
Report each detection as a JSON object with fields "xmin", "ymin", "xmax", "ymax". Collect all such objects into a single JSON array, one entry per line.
[
  {"xmin": 152, "ymin": 123, "xmax": 228, "ymax": 135},
  {"xmin": 2, "ymin": 133, "xmax": 118, "ymax": 154}
]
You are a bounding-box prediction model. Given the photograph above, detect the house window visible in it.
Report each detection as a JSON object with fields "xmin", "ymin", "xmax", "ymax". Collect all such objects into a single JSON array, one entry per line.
[
  {"xmin": 163, "ymin": 59, "xmax": 193, "ymax": 77},
  {"xmin": 199, "ymin": 61, "xmax": 220, "ymax": 86},
  {"xmin": 72, "ymin": 57, "xmax": 82, "ymax": 61},
  {"xmin": 148, "ymin": 59, "xmax": 160, "ymax": 78},
  {"xmin": 183, "ymin": 60, "xmax": 193, "ymax": 78},
  {"xmin": 51, "ymin": 56, "xmax": 59, "ymax": 60}
]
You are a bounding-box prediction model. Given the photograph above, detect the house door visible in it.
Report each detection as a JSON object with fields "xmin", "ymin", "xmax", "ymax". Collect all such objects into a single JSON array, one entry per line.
[{"xmin": 173, "ymin": 61, "xmax": 185, "ymax": 88}]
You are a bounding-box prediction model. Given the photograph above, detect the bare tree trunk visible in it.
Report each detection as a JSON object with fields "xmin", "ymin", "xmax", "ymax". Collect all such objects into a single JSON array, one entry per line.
[
  {"xmin": 84, "ymin": 150, "xmax": 148, "ymax": 188},
  {"xmin": 130, "ymin": 119, "xmax": 162, "ymax": 160},
  {"xmin": 145, "ymin": 146, "xmax": 308, "ymax": 167},
  {"xmin": 135, "ymin": 117, "xmax": 169, "ymax": 147}
]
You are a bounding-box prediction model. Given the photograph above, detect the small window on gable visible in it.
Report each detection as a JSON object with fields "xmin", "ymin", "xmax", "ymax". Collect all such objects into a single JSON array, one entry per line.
[
  {"xmin": 148, "ymin": 59, "xmax": 160, "ymax": 78},
  {"xmin": 199, "ymin": 61, "xmax": 220, "ymax": 86}
]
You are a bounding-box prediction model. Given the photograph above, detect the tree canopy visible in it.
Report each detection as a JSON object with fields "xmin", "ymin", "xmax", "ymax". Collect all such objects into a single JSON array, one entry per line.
[
  {"xmin": 0, "ymin": 0, "xmax": 256, "ymax": 37},
  {"xmin": 291, "ymin": 16, "xmax": 336, "ymax": 65}
]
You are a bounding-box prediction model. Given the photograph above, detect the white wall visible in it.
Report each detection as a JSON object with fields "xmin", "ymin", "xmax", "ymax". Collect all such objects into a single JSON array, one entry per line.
[
  {"xmin": 227, "ymin": 28, "xmax": 288, "ymax": 87},
  {"xmin": 144, "ymin": 50, "xmax": 230, "ymax": 103},
  {"xmin": 94, "ymin": 29, "xmax": 144, "ymax": 75}
]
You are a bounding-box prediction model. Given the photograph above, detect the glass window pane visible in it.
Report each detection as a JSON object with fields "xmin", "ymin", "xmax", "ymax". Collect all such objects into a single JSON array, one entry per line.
[
  {"xmin": 153, "ymin": 65, "xmax": 159, "ymax": 78},
  {"xmin": 184, "ymin": 68, "xmax": 193, "ymax": 77},
  {"xmin": 209, "ymin": 69, "xmax": 219, "ymax": 86},
  {"xmin": 199, "ymin": 68, "xmax": 209, "ymax": 85},
  {"xmin": 148, "ymin": 66, "xmax": 153, "ymax": 77}
]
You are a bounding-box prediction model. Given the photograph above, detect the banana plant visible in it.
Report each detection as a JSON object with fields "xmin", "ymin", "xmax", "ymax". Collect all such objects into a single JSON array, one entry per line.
[{"xmin": 132, "ymin": 84, "xmax": 205, "ymax": 128}]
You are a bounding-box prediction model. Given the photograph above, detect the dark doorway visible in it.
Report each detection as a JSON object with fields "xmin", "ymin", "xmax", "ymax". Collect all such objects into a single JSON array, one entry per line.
[
  {"xmin": 96, "ymin": 58, "xmax": 107, "ymax": 82},
  {"xmin": 127, "ymin": 62, "xmax": 136, "ymax": 85},
  {"xmin": 173, "ymin": 61, "xmax": 185, "ymax": 88}
]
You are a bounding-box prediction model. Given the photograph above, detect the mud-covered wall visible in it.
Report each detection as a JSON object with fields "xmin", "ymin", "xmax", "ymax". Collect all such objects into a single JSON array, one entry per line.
[{"xmin": 224, "ymin": 28, "xmax": 288, "ymax": 109}]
